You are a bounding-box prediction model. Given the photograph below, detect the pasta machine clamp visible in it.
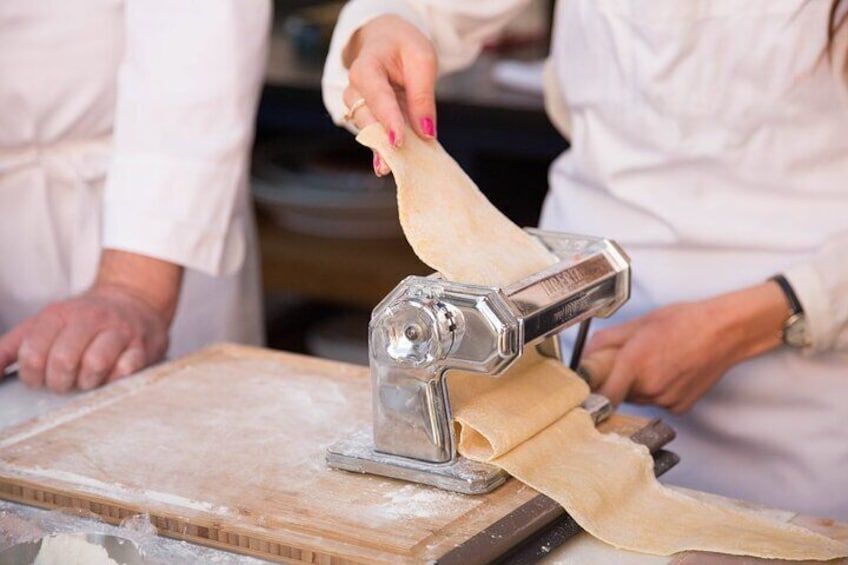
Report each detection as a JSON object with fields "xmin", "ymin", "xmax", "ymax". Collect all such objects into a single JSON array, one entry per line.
[{"xmin": 326, "ymin": 229, "xmax": 631, "ymax": 494}]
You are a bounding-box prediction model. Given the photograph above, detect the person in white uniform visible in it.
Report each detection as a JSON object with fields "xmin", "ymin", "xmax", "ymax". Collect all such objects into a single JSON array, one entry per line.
[
  {"xmin": 321, "ymin": 1, "xmax": 848, "ymax": 519},
  {"xmin": 0, "ymin": 1, "xmax": 270, "ymax": 393}
]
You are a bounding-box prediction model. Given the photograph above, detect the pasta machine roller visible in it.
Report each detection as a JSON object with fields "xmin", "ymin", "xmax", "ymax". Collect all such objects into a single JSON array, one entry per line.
[{"xmin": 326, "ymin": 229, "xmax": 630, "ymax": 494}]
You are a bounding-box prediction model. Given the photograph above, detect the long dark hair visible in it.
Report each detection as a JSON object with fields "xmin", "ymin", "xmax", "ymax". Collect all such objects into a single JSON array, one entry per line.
[{"xmin": 830, "ymin": 0, "xmax": 847, "ymax": 76}]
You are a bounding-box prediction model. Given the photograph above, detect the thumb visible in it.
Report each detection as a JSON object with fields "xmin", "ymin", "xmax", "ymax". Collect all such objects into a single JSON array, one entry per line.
[
  {"xmin": 0, "ymin": 320, "xmax": 29, "ymax": 373},
  {"xmin": 577, "ymin": 347, "xmax": 617, "ymax": 390},
  {"xmin": 597, "ymin": 355, "xmax": 637, "ymax": 406}
]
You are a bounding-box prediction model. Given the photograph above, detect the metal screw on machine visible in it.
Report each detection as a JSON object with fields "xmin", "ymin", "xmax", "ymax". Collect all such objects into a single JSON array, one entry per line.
[{"xmin": 326, "ymin": 229, "xmax": 631, "ymax": 494}]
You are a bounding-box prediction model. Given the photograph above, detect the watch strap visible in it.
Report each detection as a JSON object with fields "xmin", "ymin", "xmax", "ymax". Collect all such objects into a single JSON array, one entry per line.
[{"xmin": 770, "ymin": 274, "xmax": 803, "ymax": 316}]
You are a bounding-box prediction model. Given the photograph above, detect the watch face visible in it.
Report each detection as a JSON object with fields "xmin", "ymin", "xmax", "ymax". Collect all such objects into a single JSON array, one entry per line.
[{"xmin": 784, "ymin": 313, "xmax": 808, "ymax": 348}]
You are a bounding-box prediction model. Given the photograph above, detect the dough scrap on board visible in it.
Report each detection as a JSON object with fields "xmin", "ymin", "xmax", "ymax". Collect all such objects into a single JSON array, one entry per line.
[
  {"xmin": 356, "ymin": 123, "xmax": 848, "ymax": 560},
  {"xmin": 32, "ymin": 534, "xmax": 122, "ymax": 565}
]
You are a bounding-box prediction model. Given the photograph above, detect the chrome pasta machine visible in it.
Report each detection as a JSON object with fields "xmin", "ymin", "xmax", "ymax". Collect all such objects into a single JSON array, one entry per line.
[{"xmin": 326, "ymin": 229, "xmax": 630, "ymax": 494}]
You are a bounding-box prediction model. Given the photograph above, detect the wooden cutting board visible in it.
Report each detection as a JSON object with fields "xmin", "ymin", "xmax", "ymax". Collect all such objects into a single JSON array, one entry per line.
[{"xmin": 0, "ymin": 344, "xmax": 673, "ymax": 564}]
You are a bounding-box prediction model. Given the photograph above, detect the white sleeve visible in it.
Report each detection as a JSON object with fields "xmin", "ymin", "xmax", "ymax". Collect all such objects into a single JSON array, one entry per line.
[
  {"xmin": 784, "ymin": 232, "xmax": 848, "ymax": 352},
  {"xmin": 103, "ymin": 0, "xmax": 271, "ymax": 276},
  {"xmin": 322, "ymin": 0, "xmax": 532, "ymax": 127}
]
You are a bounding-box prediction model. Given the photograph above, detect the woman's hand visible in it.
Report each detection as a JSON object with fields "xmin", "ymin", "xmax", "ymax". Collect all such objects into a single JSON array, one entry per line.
[
  {"xmin": 0, "ymin": 250, "xmax": 181, "ymax": 393},
  {"xmin": 579, "ymin": 282, "xmax": 789, "ymax": 414},
  {"xmin": 341, "ymin": 14, "xmax": 438, "ymax": 175}
]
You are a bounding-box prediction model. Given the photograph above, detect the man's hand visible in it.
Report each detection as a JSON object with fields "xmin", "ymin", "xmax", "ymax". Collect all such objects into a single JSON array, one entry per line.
[
  {"xmin": 579, "ymin": 282, "xmax": 789, "ymax": 414},
  {"xmin": 0, "ymin": 250, "xmax": 183, "ymax": 393}
]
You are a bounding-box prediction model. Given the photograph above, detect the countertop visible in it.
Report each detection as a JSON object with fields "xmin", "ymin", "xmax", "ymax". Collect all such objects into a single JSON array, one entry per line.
[{"xmin": 2, "ymin": 374, "xmax": 846, "ymax": 564}]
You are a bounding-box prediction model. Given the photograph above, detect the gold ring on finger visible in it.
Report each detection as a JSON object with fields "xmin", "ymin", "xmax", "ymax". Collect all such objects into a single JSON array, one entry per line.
[{"xmin": 343, "ymin": 97, "xmax": 367, "ymax": 122}]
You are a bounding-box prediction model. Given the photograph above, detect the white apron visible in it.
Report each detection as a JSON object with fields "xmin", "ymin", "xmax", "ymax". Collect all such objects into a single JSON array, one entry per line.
[
  {"xmin": 0, "ymin": 1, "xmax": 264, "ymax": 357},
  {"xmin": 542, "ymin": 0, "xmax": 848, "ymax": 519}
]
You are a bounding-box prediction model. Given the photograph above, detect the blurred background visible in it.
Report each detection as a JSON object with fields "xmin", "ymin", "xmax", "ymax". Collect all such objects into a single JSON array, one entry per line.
[{"xmin": 257, "ymin": 0, "xmax": 567, "ymax": 364}]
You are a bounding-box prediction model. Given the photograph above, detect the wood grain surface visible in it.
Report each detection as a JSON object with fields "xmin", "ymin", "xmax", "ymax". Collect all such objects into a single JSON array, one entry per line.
[{"xmin": 0, "ymin": 344, "xmax": 671, "ymax": 564}]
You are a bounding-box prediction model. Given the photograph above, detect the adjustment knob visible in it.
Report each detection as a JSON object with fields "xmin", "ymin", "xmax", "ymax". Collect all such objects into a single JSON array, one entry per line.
[{"xmin": 372, "ymin": 298, "xmax": 462, "ymax": 368}]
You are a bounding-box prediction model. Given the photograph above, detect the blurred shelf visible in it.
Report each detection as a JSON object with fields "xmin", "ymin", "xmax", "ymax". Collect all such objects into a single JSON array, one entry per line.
[{"xmin": 257, "ymin": 213, "xmax": 428, "ymax": 309}]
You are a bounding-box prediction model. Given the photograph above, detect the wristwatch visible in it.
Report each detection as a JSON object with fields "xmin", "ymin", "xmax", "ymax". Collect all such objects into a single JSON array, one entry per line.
[{"xmin": 770, "ymin": 274, "xmax": 809, "ymax": 348}]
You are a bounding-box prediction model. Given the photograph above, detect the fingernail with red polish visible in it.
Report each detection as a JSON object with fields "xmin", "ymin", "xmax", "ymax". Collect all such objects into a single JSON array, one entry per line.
[
  {"xmin": 373, "ymin": 152, "xmax": 383, "ymax": 177},
  {"xmin": 388, "ymin": 129, "xmax": 399, "ymax": 147},
  {"xmin": 421, "ymin": 117, "xmax": 436, "ymax": 138}
]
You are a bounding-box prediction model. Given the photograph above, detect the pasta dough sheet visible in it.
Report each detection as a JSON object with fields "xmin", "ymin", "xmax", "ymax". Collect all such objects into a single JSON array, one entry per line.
[
  {"xmin": 359, "ymin": 125, "xmax": 556, "ymax": 287},
  {"xmin": 356, "ymin": 124, "xmax": 848, "ymax": 560}
]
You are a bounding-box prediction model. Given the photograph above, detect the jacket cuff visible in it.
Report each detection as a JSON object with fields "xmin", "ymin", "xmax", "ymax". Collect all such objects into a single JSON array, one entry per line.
[
  {"xmin": 102, "ymin": 154, "xmax": 246, "ymax": 276},
  {"xmin": 783, "ymin": 262, "xmax": 834, "ymax": 353}
]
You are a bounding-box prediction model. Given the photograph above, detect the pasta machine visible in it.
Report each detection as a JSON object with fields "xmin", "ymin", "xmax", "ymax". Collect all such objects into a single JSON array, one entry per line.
[{"xmin": 326, "ymin": 229, "xmax": 630, "ymax": 494}]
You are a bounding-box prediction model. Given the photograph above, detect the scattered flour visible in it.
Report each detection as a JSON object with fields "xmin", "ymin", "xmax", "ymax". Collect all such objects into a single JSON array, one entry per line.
[
  {"xmin": 32, "ymin": 535, "xmax": 122, "ymax": 565},
  {"xmin": 365, "ymin": 484, "xmax": 475, "ymax": 524},
  {"xmin": 383, "ymin": 485, "xmax": 464, "ymax": 517}
]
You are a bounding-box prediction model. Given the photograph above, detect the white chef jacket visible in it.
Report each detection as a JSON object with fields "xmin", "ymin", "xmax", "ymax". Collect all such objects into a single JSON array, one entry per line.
[
  {"xmin": 0, "ymin": 1, "xmax": 270, "ymax": 357},
  {"xmin": 323, "ymin": 0, "xmax": 848, "ymax": 519}
]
